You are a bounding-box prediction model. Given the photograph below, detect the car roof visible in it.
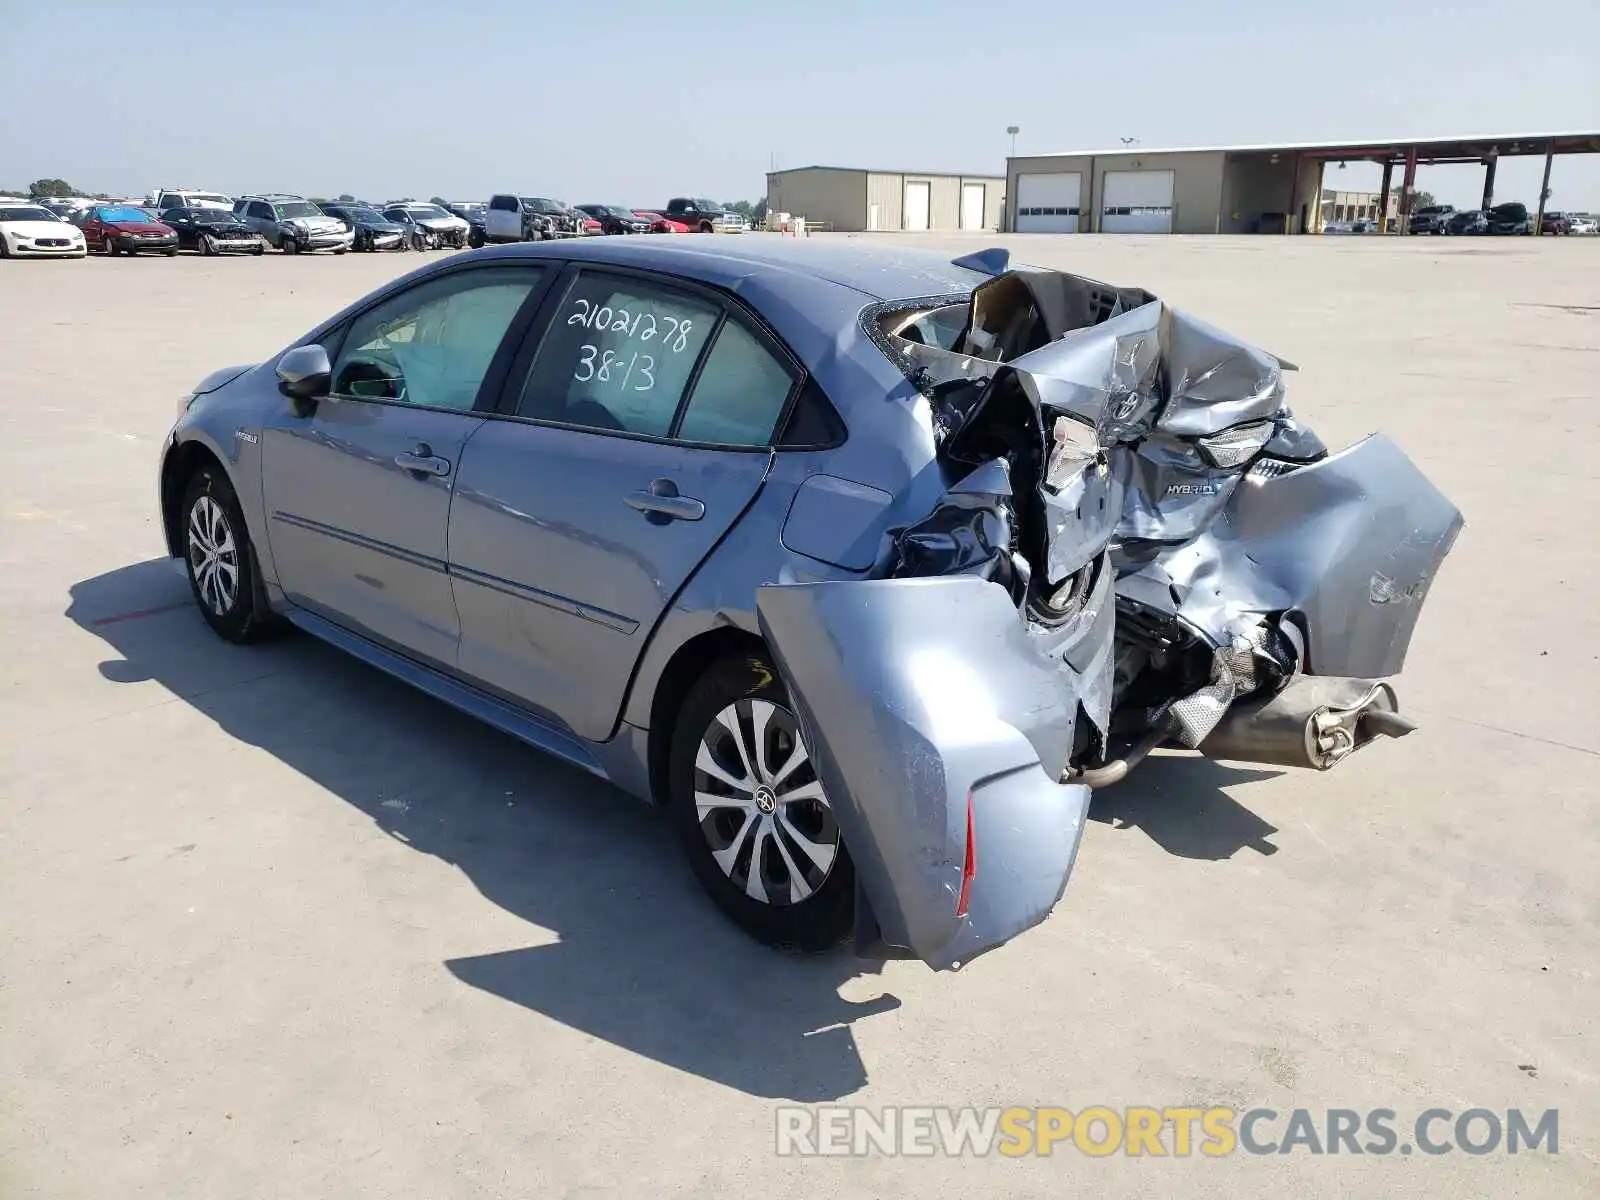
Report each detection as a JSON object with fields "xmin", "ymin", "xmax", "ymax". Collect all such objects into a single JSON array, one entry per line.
[{"xmin": 467, "ymin": 236, "xmax": 988, "ymax": 302}]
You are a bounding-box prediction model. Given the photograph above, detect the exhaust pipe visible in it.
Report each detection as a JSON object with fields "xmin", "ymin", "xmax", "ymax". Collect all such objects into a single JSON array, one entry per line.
[{"xmin": 1198, "ymin": 677, "xmax": 1414, "ymax": 770}]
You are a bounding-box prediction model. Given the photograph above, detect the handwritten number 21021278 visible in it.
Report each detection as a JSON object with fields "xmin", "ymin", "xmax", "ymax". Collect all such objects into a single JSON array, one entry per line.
[{"xmin": 567, "ymin": 298, "xmax": 696, "ymax": 353}]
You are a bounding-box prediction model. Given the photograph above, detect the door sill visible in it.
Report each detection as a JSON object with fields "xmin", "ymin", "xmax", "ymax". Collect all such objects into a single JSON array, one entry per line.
[{"xmin": 283, "ymin": 607, "xmax": 609, "ymax": 780}]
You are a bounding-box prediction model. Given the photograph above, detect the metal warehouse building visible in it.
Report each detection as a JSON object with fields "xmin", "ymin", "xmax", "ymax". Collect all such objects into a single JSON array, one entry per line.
[
  {"xmin": 766, "ymin": 167, "xmax": 1004, "ymax": 232},
  {"xmin": 1005, "ymin": 131, "xmax": 1600, "ymax": 234}
]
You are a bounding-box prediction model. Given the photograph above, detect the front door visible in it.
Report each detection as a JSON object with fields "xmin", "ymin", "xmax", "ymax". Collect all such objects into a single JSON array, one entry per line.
[
  {"xmin": 961, "ymin": 182, "xmax": 985, "ymax": 231},
  {"xmin": 260, "ymin": 263, "xmax": 549, "ymax": 668},
  {"xmin": 903, "ymin": 181, "xmax": 931, "ymax": 231},
  {"xmin": 448, "ymin": 265, "xmax": 801, "ymax": 741}
]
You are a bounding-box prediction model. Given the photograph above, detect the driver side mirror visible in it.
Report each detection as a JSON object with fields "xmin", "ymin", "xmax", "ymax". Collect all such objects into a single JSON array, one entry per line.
[{"xmin": 277, "ymin": 344, "xmax": 332, "ymax": 401}]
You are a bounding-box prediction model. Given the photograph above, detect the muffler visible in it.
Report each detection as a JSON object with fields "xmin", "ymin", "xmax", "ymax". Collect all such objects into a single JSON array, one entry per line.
[{"xmin": 1198, "ymin": 677, "xmax": 1414, "ymax": 770}]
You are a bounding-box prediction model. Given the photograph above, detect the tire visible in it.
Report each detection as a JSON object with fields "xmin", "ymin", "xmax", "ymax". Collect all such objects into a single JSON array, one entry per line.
[
  {"xmin": 199, "ymin": 234, "xmax": 213, "ymax": 256},
  {"xmin": 282, "ymin": 234, "xmax": 298, "ymax": 255},
  {"xmin": 667, "ymin": 654, "xmax": 854, "ymax": 953},
  {"xmin": 180, "ymin": 465, "xmax": 276, "ymax": 643},
  {"xmin": 105, "ymin": 237, "xmax": 119, "ymax": 256},
  {"xmin": 334, "ymin": 247, "xmax": 347, "ymax": 255},
  {"xmin": 469, "ymin": 228, "xmax": 484, "ymax": 249},
  {"xmin": 251, "ymin": 244, "xmax": 264, "ymax": 256},
  {"xmin": 0, "ymin": 237, "xmax": 9, "ymax": 258},
  {"xmin": 164, "ymin": 248, "xmax": 179, "ymax": 257},
  {"xmin": 699, "ymin": 221, "xmax": 714, "ymax": 233}
]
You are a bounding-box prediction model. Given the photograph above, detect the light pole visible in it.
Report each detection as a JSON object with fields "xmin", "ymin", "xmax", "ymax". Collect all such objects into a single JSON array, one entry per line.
[{"xmin": 1006, "ymin": 126, "xmax": 1019, "ymax": 158}]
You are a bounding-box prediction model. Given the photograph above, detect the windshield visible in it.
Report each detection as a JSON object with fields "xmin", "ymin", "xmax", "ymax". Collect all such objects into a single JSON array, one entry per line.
[
  {"xmin": 521, "ymin": 197, "xmax": 564, "ymax": 215},
  {"xmin": 186, "ymin": 209, "xmax": 240, "ymax": 224},
  {"xmin": 404, "ymin": 205, "xmax": 450, "ymax": 219},
  {"xmin": 452, "ymin": 202, "xmax": 484, "ymax": 214},
  {"xmin": 0, "ymin": 205, "xmax": 56, "ymax": 222},
  {"xmin": 181, "ymin": 193, "xmax": 232, "ymax": 208},
  {"xmin": 603, "ymin": 206, "xmax": 637, "ymax": 219},
  {"xmin": 692, "ymin": 198, "xmax": 725, "ymax": 213},
  {"xmin": 343, "ymin": 206, "xmax": 384, "ymax": 221},
  {"xmin": 98, "ymin": 206, "xmax": 153, "ymax": 223},
  {"xmin": 274, "ymin": 202, "xmax": 321, "ymax": 219},
  {"xmin": 1416, "ymin": 206, "xmax": 1449, "ymax": 215}
]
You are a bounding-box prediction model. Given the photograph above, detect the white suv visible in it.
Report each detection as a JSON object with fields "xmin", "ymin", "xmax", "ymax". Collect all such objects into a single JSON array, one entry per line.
[{"xmin": 154, "ymin": 189, "xmax": 235, "ymax": 214}]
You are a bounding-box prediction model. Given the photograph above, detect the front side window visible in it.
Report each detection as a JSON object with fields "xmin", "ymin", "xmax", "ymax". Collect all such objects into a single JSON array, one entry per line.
[
  {"xmin": 515, "ymin": 272, "xmax": 718, "ymax": 437},
  {"xmin": 330, "ymin": 267, "xmax": 542, "ymax": 409},
  {"xmin": 675, "ymin": 318, "xmax": 795, "ymax": 446}
]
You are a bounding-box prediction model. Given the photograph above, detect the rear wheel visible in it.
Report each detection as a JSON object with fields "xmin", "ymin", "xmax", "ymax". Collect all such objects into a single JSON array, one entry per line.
[
  {"xmin": 180, "ymin": 465, "xmax": 276, "ymax": 643},
  {"xmin": 668, "ymin": 655, "xmax": 853, "ymax": 952}
]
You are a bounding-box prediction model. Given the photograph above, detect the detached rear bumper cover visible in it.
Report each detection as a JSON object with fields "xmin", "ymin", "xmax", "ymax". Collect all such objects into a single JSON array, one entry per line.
[{"xmin": 757, "ymin": 568, "xmax": 1113, "ymax": 970}]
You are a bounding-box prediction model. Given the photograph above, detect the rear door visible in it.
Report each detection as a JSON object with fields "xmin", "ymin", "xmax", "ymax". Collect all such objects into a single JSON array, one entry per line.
[
  {"xmin": 448, "ymin": 264, "xmax": 800, "ymax": 740},
  {"xmin": 259, "ymin": 262, "xmax": 551, "ymax": 668}
]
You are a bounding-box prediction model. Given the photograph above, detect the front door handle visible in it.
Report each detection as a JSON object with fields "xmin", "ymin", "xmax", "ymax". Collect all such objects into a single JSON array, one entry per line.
[
  {"xmin": 394, "ymin": 443, "xmax": 451, "ymax": 477},
  {"xmin": 626, "ymin": 477, "xmax": 705, "ymax": 523}
]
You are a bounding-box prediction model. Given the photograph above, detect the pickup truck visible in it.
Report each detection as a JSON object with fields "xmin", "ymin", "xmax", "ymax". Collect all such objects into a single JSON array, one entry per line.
[
  {"xmin": 1407, "ymin": 204, "xmax": 1454, "ymax": 234},
  {"xmin": 484, "ymin": 194, "xmax": 585, "ymax": 242},
  {"xmin": 662, "ymin": 197, "xmax": 747, "ymax": 234}
]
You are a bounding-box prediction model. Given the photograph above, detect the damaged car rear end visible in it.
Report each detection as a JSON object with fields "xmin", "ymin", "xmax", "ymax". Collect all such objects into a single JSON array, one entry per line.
[{"xmin": 758, "ymin": 253, "xmax": 1461, "ymax": 971}]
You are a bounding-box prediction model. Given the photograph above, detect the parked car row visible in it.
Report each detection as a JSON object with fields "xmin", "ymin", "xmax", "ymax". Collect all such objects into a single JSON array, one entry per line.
[
  {"xmin": 478, "ymin": 195, "xmax": 745, "ymax": 244},
  {"xmin": 6, "ymin": 189, "xmax": 751, "ymax": 263},
  {"xmin": 1409, "ymin": 202, "xmax": 1596, "ymax": 235}
]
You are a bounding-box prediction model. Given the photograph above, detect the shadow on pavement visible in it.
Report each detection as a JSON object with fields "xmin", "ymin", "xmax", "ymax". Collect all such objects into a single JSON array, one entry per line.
[
  {"xmin": 1089, "ymin": 753, "xmax": 1282, "ymax": 859},
  {"xmin": 67, "ymin": 559, "xmax": 900, "ymax": 1101}
]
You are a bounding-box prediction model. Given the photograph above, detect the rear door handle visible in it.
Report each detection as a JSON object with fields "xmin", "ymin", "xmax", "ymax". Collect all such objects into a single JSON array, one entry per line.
[
  {"xmin": 394, "ymin": 443, "xmax": 451, "ymax": 477},
  {"xmin": 626, "ymin": 477, "xmax": 705, "ymax": 523}
]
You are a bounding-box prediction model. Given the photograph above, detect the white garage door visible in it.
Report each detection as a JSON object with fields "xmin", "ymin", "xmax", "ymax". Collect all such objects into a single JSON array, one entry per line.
[
  {"xmin": 1014, "ymin": 173, "xmax": 1082, "ymax": 233},
  {"xmin": 1101, "ymin": 170, "xmax": 1175, "ymax": 233},
  {"xmin": 904, "ymin": 181, "xmax": 931, "ymax": 231},
  {"xmin": 960, "ymin": 182, "xmax": 986, "ymax": 230}
]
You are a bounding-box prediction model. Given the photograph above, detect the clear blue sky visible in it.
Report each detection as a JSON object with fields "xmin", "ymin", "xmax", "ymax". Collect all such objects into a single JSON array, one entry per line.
[{"xmin": 3, "ymin": 0, "xmax": 1597, "ymax": 209}]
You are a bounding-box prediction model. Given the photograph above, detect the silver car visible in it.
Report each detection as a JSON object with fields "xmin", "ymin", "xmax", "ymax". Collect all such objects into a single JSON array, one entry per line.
[
  {"xmin": 158, "ymin": 238, "xmax": 1457, "ymax": 970},
  {"xmin": 233, "ymin": 195, "xmax": 353, "ymax": 254}
]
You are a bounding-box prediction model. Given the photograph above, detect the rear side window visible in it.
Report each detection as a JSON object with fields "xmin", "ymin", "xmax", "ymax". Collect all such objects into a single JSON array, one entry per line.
[
  {"xmin": 676, "ymin": 318, "xmax": 795, "ymax": 446},
  {"xmin": 515, "ymin": 272, "xmax": 718, "ymax": 437}
]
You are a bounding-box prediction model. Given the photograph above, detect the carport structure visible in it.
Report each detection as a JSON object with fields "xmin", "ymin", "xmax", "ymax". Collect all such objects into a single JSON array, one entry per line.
[
  {"xmin": 1298, "ymin": 131, "xmax": 1600, "ymax": 233},
  {"xmin": 1005, "ymin": 131, "xmax": 1600, "ymax": 234}
]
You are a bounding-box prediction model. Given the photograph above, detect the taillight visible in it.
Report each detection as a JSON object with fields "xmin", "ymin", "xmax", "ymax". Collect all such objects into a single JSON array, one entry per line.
[{"xmin": 955, "ymin": 792, "xmax": 977, "ymax": 918}]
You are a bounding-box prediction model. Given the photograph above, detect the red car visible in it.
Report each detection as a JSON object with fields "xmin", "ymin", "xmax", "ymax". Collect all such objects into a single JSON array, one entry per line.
[
  {"xmin": 634, "ymin": 210, "xmax": 690, "ymax": 234},
  {"xmin": 80, "ymin": 205, "xmax": 179, "ymax": 256}
]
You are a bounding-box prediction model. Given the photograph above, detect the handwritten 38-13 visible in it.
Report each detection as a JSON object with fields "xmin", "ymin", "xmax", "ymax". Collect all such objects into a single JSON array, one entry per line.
[{"xmin": 565, "ymin": 297, "xmax": 705, "ymax": 392}]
